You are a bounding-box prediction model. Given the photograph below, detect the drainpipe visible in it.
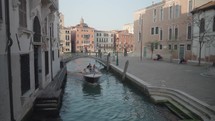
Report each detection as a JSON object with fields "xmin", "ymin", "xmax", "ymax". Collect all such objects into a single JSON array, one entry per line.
[{"xmin": 5, "ymin": 0, "xmax": 15, "ymax": 121}]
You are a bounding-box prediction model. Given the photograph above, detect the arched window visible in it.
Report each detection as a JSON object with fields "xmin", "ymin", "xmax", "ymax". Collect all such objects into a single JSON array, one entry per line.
[
  {"xmin": 19, "ymin": 0, "xmax": 27, "ymax": 27},
  {"xmin": 200, "ymin": 18, "xmax": 205, "ymax": 33}
]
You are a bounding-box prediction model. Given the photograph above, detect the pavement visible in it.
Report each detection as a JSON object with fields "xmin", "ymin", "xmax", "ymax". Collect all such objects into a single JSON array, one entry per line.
[{"xmin": 111, "ymin": 55, "xmax": 215, "ymax": 107}]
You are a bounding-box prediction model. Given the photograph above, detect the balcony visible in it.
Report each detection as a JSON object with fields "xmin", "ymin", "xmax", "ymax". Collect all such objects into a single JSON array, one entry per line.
[{"xmin": 42, "ymin": 0, "xmax": 59, "ymax": 11}]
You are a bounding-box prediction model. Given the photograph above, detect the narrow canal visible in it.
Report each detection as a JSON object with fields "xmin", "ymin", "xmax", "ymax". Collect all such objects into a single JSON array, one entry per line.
[{"xmin": 60, "ymin": 58, "xmax": 179, "ymax": 121}]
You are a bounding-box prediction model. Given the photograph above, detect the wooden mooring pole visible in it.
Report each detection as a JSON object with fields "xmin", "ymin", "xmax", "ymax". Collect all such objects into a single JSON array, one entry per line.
[
  {"xmin": 122, "ymin": 60, "xmax": 129, "ymax": 81},
  {"xmin": 107, "ymin": 53, "xmax": 110, "ymax": 71}
]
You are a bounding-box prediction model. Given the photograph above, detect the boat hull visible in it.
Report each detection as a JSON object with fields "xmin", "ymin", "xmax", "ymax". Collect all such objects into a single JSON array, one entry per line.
[{"xmin": 84, "ymin": 74, "xmax": 102, "ymax": 83}]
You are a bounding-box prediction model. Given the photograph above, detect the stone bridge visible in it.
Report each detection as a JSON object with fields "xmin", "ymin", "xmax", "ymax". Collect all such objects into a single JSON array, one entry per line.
[{"xmin": 61, "ymin": 52, "xmax": 113, "ymax": 67}]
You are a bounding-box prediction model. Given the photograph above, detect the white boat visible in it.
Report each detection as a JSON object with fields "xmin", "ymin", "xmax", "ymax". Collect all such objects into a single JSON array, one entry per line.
[{"xmin": 83, "ymin": 68, "xmax": 102, "ymax": 83}]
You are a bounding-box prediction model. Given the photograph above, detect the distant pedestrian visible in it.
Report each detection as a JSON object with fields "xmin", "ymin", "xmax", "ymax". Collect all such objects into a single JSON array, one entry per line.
[{"xmin": 179, "ymin": 57, "xmax": 186, "ymax": 64}]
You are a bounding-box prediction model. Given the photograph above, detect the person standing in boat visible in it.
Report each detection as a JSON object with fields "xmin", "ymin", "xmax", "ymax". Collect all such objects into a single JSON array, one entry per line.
[
  {"xmin": 87, "ymin": 63, "xmax": 92, "ymax": 70},
  {"xmin": 92, "ymin": 64, "xmax": 96, "ymax": 71}
]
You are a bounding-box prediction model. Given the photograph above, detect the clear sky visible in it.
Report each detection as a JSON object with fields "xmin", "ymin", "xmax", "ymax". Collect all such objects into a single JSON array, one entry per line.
[{"xmin": 59, "ymin": 0, "xmax": 161, "ymax": 30}]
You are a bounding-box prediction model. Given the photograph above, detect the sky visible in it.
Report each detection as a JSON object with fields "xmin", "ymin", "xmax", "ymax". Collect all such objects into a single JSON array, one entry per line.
[{"xmin": 59, "ymin": 0, "xmax": 161, "ymax": 30}]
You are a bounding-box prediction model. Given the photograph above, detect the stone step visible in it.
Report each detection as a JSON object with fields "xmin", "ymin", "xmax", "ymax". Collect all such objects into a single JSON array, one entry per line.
[
  {"xmin": 148, "ymin": 87, "xmax": 215, "ymax": 116},
  {"xmin": 150, "ymin": 92, "xmax": 211, "ymax": 121},
  {"xmin": 35, "ymin": 103, "xmax": 59, "ymax": 108}
]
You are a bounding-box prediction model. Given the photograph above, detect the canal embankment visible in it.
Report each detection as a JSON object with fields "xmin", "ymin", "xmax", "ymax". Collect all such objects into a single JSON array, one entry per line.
[
  {"xmin": 27, "ymin": 65, "xmax": 67, "ymax": 121},
  {"xmin": 109, "ymin": 62, "xmax": 215, "ymax": 121}
]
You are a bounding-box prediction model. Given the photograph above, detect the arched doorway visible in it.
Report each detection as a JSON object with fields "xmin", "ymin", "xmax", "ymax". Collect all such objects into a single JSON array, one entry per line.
[{"xmin": 33, "ymin": 16, "xmax": 42, "ymax": 89}]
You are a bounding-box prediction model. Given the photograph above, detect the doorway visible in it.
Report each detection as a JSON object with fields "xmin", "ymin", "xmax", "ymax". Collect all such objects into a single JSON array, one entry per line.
[
  {"xmin": 179, "ymin": 45, "xmax": 185, "ymax": 59},
  {"xmin": 33, "ymin": 16, "xmax": 42, "ymax": 89}
]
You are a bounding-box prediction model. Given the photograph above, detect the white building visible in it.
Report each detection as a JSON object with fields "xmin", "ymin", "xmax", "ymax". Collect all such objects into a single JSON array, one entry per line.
[
  {"xmin": 123, "ymin": 23, "xmax": 134, "ymax": 34},
  {"xmin": 59, "ymin": 13, "xmax": 72, "ymax": 54},
  {"xmin": 60, "ymin": 26, "xmax": 73, "ymax": 53},
  {"xmin": 94, "ymin": 30, "xmax": 114, "ymax": 53},
  {"xmin": 191, "ymin": 1, "xmax": 215, "ymax": 63},
  {"xmin": 0, "ymin": 0, "xmax": 61, "ymax": 121}
]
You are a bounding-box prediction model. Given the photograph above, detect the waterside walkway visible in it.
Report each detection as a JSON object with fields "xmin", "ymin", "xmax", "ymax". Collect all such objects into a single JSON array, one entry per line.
[{"xmin": 114, "ymin": 56, "xmax": 215, "ymax": 107}]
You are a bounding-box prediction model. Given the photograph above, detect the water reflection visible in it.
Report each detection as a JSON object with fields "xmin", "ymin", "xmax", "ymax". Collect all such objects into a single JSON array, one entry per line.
[{"xmin": 82, "ymin": 82, "xmax": 102, "ymax": 96}]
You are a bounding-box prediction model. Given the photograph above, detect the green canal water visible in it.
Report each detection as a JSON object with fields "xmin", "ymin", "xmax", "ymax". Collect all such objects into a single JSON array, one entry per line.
[{"xmin": 60, "ymin": 58, "xmax": 179, "ymax": 121}]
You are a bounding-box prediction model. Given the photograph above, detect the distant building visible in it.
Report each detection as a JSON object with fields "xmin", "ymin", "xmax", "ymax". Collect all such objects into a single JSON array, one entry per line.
[
  {"xmin": 94, "ymin": 30, "xmax": 114, "ymax": 53},
  {"xmin": 191, "ymin": 1, "xmax": 215, "ymax": 62},
  {"xmin": 123, "ymin": 23, "xmax": 134, "ymax": 34},
  {"xmin": 60, "ymin": 26, "xmax": 73, "ymax": 53},
  {"xmin": 71, "ymin": 18, "xmax": 95, "ymax": 53},
  {"xmin": 114, "ymin": 30, "xmax": 134, "ymax": 53},
  {"xmin": 0, "ymin": 0, "xmax": 62, "ymax": 121},
  {"xmin": 59, "ymin": 12, "xmax": 65, "ymax": 28}
]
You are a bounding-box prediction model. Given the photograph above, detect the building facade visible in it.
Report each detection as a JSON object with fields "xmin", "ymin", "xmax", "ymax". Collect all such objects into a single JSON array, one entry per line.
[
  {"xmin": 134, "ymin": 0, "xmax": 212, "ymax": 60},
  {"xmin": 60, "ymin": 26, "xmax": 72, "ymax": 53},
  {"xmin": 191, "ymin": 1, "xmax": 215, "ymax": 62},
  {"xmin": 123, "ymin": 23, "xmax": 134, "ymax": 34},
  {"xmin": 94, "ymin": 30, "xmax": 114, "ymax": 53},
  {"xmin": 0, "ymin": 0, "xmax": 61, "ymax": 121},
  {"xmin": 71, "ymin": 18, "xmax": 95, "ymax": 53},
  {"xmin": 114, "ymin": 30, "xmax": 134, "ymax": 53},
  {"xmin": 59, "ymin": 13, "xmax": 72, "ymax": 53}
]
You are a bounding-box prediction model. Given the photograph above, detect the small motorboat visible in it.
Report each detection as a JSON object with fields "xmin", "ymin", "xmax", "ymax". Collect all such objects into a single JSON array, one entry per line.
[{"xmin": 83, "ymin": 68, "xmax": 102, "ymax": 83}]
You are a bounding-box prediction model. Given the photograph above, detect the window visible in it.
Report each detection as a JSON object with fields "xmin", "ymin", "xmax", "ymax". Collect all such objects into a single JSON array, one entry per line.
[
  {"xmin": 200, "ymin": 18, "xmax": 205, "ymax": 33},
  {"xmin": 175, "ymin": 5, "xmax": 180, "ymax": 18},
  {"xmin": 153, "ymin": 9, "xmax": 157, "ymax": 22},
  {"xmin": 19, "ymin": 0, "xmax": 27, "ymax": 27},
  {"xmin": 151, "ymin": 27, "xmax": 154, "ymax": 35},
  {"xmin": 213, "ymin": 16, "xmax": 215, "ymax": 32},
  {"xmin": 20, "ymin": 54, "xmax": 30, "ymax": 95},
  {"xmin": 174, "ymin": 45, "xmax": 177, "ymax": 50},
  {"xmin": 175, "ymin": 27, "xmax": 178, "ymax": 40},
  {"xmin": 160, "ymin": 7, "xmax": 163, "ymax": 21},
  {"xmin": 169, "ymin": 6, "xmax": 173, "ymax": 19},
  {"xmin": 169, "ymin": 28, "xmax": 172, "ymax": 40},
  {"xmin": 188, "ymin": 0, "xmax": 192, "ymax": 13},
  {"xmin": 154, "ymin": 43, "xmax": 158, "ymax": 49},
  {"xmin": 44, "ymin": 18, "xmax": 48, "ymax": 35},
  {"xmin": 168, "ymin": 44, "xmax": 172, "ymax": 50},
  {"xmin": 160, "ymin": 29, "xmax": 163, "ymax": 40},
  {"xmin": 155, "ymin": 27, "xmax": 159, "ymax": 34},
  {"xmin": 187, "ymin": 44, "xmax": 191, "ymax": 50},
  {"xmin": 160, "ymin": 44, "xmax": 162, "ymax": 50},
  {"xmin": 52, "ymin": 50, "xmax": 54, "ymax": 61},
  {"xmin": 66, "ymin": 42, "xmax": 70, "ymax": 46},
  {"xmin": 45, "ymin": 51, "xmax": 49, "ymax": 75},
  {"xmin": 0, "ymin": 0, "xmax": 3, "ymax": 21},
  {"xmin": 187, "ymin": 25, "xmax": 192, "ymax": 39}
]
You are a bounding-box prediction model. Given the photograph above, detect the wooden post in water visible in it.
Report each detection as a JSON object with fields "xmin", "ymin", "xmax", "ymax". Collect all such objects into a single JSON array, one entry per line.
[
  {"xmin": 107, "ymin": 53, "xmax": 110, "ymax": 71},
  {"xmin": 122, "ymin": 60, "xmax": 129, "ymax": 81}
]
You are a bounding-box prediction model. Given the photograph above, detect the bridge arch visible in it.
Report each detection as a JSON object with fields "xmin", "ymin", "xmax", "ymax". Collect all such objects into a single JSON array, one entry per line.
[{"xmin": 62, "ymin": 55, "xmax": 108, "ymax": 67}]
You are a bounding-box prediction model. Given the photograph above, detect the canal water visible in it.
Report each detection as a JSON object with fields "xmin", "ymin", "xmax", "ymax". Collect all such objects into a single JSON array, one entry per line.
[{"xmin": 60, "ymin": 58, "xmax": 179, "ymax": 121}]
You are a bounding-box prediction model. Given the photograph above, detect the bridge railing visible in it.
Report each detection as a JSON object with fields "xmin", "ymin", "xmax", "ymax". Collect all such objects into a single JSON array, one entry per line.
[{"xmin": 60, "ymin": 52, "xmax": 122, "ymax": 66}]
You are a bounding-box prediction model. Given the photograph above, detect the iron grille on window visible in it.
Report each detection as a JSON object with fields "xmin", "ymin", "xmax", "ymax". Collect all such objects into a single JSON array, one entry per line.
[
  {"xmin": 45, "ymin": 51, "xmax": 49, "ymax": 75},
  {"xmin": 200, "ymin": 18, "xmax": 205, "ymax": 33},
  {"xmin": 160, "ymin": 29, "xmax": 163, "ymax": 40},
  {"xmin": 52, "ymin": 50, "xmax": 54, "ymax": 61},
  {"xmin": 188, "ymin": 25, "xmax": 192, "ymax": 39},
  {"xmin": 0, "ymin": 0, "xmax": 3, "ymax": 21},
  {"xmin": 19, "ymin": 0, "xmax": 27, "ymax": 28},
  {"xmin": 20, "ymin": 54, "xmax": 30, "ymax": 95}
]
